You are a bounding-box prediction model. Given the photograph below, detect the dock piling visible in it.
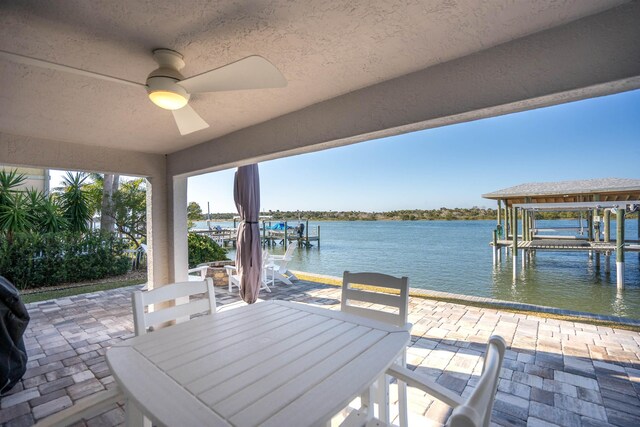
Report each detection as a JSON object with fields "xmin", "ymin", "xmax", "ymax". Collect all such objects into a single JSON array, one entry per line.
[
  {"xmin": 512, "ymin": 206, "xmax": 518, "ymax": 281},
  {"xmin": 492, "ymin": 229, "xmax": 498, "ymax": 265},
  {"xmin": 284, "ymin": 221, "xmax": 288, "ymax": 249},
  {"xmin": 616, "ymin": 208, "xmax": 625, "ymax": 289}
]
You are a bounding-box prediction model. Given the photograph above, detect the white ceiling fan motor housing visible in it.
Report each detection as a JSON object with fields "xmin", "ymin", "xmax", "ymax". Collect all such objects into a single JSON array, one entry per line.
[{"xmin": 146, "ymin": 49, "xmax": 190, "ymax": 109}]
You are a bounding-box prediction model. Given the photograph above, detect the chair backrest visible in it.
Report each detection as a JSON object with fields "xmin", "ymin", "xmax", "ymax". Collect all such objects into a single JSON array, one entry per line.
[
  {"xmin": 131, "ymin": 278, "xmax": 216, "ymax": 336},
  {"xmin": 283, "ymin": 243, "xmax": 297, "ymax": 260},
  {"xmin": 341, "ymin": 271, "xmax": 409, "ymax": 328},
  {"xmin": 449, "ymin": 335, "xmax": 506, "ymax": 427}
]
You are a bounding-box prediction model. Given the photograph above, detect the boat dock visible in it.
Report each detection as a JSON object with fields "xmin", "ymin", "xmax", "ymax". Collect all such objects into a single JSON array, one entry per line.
[
  {"xmin": 483, "ymin": 178, "xmax": 640, "ymax": 288},
  {"xmin": 192, "ymin": 219, "xmax": 320, "ymax": 248}
]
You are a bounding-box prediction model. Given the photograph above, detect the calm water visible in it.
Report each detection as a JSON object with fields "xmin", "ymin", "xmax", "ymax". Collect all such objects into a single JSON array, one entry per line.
[{"xmin": 195, "ymin": 220, "xmax": 640, "ymax": 319}]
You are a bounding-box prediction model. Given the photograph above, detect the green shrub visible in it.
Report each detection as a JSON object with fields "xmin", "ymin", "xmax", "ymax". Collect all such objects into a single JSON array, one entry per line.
[
  {"xmin": 0, "ymin": 231, "xmax": 131, "ymax": 289},
  {"xmin": 188, "ymin": 232, "xmax": 228, "ymax": 268}
]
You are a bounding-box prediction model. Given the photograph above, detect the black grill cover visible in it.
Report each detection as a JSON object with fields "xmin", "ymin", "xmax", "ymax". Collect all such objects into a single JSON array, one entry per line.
[{"xmin": 0, "ymin": 276, "xmax": 30, "ymax": 395}]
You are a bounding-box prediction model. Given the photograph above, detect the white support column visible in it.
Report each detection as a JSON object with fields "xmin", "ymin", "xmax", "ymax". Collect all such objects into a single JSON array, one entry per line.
[
  {"xmin": 146, "ymin": 175, "xmax": 170, "ymax": 290},
  {"xmin": 171, "ymin": 176, "xmax": 189, "ymax": 284},
  {"xmin": 146, "ymin": 172, "xmax": 189, "ymax": 325}
]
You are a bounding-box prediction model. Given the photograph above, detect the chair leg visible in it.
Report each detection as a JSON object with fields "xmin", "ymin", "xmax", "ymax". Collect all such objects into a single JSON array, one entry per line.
[
  {"xmin": 398, "ymin": 379, "xmax": 407, "ymax": 427},
  {"xmin": 274, "ymin": 271, "xmax": 293, "ymax": 285},
  {"xmin": 361, "ymin": 384, "xmax": 375, "ymax": 421},
  {"xmin": 397, "ymin": 353, "xmax": 408, "ymax": 427},
  {"xmin": 375, "ymin": 374, "xmax": 390, "ymax": 425}
]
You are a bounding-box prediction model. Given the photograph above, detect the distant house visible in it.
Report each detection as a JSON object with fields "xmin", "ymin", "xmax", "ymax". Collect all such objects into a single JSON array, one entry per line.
[{"xmin": 0, "ymin": 166, "xmax": 50, "ymax": 193}]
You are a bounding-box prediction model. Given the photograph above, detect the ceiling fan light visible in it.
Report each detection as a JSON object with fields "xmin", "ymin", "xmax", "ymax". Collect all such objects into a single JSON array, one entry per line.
[{"xmin": 149, "ymin": 91, "xmax": 188, "ymax": 110}]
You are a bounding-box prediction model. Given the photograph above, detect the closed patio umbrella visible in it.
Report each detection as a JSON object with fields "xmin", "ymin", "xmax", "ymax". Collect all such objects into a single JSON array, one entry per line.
[{"xmin": 233, "ymin": 164, "xmax": 262, "ymax": 304}]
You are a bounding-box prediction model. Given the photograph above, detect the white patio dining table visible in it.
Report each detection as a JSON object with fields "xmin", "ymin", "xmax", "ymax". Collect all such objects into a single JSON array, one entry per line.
[{"xmin": 106, "ymin": 300, "xmax": 410, "ymax": 427}]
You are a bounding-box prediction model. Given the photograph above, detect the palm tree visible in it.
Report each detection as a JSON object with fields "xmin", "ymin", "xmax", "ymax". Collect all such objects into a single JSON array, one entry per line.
[
  {"xmin": 25, "ymin": 189, "xmax": 66, "ymax": 233},
  {"xmin": 84, "ymin": 173, "xmax": 120, "ymax": 233},
  {"xmin": 0, "ymin": 193, "xmax": 34, "ymax": 243},
  {"xmin": 57, "ymin": 172, "xmax": 92, "ymax": 233},
  {"xmin": 100, "ymin": 173, "xmax": 119, "ymax": 233},
  {"xmin": 0, "ymin": 169, "xmax": 27, "ymax": 205},
  {"xmin": 0, "ymin": 169, "xmax": 32, "ymax": 243}
]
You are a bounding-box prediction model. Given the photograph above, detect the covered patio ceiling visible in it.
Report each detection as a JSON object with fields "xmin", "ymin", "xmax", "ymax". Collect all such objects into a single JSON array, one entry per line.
[
  {"xmin": 1, "ymin": 0, "xmax": 639, "ymax": 175},
  {"xmin": 1, "ymin": 0, "xmax": 639, "ymax": 288}
]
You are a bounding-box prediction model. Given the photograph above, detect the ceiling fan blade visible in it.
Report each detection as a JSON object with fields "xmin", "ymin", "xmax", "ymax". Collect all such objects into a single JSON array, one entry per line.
[
  {"xmin": 171, "ymin": 104, "xmax": 209, "ymax": 135},
  {"xmin": 0, "ymin": 50, "xmax": 145, "ymax": 88},
  {"xmin": 178, "ymin": 56, "xmax": 286, "ymax": 94}
]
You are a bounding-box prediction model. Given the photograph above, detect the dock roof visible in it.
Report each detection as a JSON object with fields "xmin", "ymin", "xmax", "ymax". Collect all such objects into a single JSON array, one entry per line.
[{"xmin": 483, "ymin": 178, "xmax": 640, "ymax": 200}]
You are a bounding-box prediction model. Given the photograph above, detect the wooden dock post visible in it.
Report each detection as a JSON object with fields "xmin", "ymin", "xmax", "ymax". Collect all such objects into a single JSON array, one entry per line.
[
  {"xmin": 521, "ymin": 209, "xmax": 527, "ymax": 268},
  {"xmin": 317, "ymin": 225, "xmax": 321, "ymax": 248},
  {"xmin": 604, "ymin": 210, "xmax": 611, "ymax": 242},
  {"xmin": 305, "ymin": 220, "xmax": 309, "ymax": 246},
  {"xmin": 284, "ymin": 221, "xmax": 288, "ymax": 249},
  {"xmin": 616, "ymin": 208, "xmax": 625, "ymax": 289},
  {"xmin": 492, "ymin": 229, "xmax": 498, "ymax": 265},
  {"xmin": 497, "ymin": 201, "xmax": 502, "ymax": 258},
  {"xmin": 507, "ymin": 208, "xmax": 513, "ymax": 239},
  {"xmin": 512, "ymin": 206, "xmax": 518, "ymax": 280},
  {"xmin": 262, "ymin": 221, "xmax": 266, "ymax": 246},
  {"xmin": 497, "ymin": 200, "xmax": 502, "ymax": 232},
  {"xmin": 605, "ymin": 251, "xmax": 611, "ymax": 274}
]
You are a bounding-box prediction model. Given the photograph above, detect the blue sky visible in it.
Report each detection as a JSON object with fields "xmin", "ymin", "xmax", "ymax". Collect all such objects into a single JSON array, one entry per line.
[
  {"xmin": 51, "ymin": 89, "xmax": 639, "ymax": 213},
  {"xmin": 188, "ymin": 89, "xmax": 640, "ymax": 213}
]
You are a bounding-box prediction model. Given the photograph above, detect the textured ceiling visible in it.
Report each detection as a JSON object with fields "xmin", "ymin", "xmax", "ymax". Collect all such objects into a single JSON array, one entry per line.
[{"xmin": 0, "ymin": 0, "xmax": 627, "ymax": 154}]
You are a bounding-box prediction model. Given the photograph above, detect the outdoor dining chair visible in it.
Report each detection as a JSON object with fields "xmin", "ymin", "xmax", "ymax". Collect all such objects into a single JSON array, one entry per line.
[
  {"xmin": 129, "ymin": 278, "xmax": 218, "ymax": 426},
  {"xmin": 225, "ymin": 250, "xmax": 275, "ymax": 293},
  {"xmin": 34, "ymin": 279, "xmax": 218, "ymax": 426},
  {"xmin": 267, "ymin": 243, "xmax": 298, "ymax": 284},
  {"xmin": 340, "ymin": 271, "xmax": 411, "ymax": 427},
  {"xmin": 342, "ymin": 335, "xmax": 506, "ymax": 427},
  {"xmin": 132, "ymin": 277, "xmax": 216, "ymax": 335}
]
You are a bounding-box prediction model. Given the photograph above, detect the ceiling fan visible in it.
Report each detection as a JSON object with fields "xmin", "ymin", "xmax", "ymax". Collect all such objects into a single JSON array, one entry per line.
[{"xmin": 0, "ymin": 49, "xmax": 287, "ymax": 135}]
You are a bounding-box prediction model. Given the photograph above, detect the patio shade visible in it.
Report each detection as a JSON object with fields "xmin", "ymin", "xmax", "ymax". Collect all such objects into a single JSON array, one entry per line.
[{"xmin": 233, "ymin": 164, "xmax": 262, "ymax": 304}]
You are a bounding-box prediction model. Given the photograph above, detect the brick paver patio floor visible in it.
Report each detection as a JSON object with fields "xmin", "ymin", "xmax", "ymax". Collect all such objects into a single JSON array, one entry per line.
[{"xmin": 1, "ymin": 279, "xmax": 639, "ymax": 426}]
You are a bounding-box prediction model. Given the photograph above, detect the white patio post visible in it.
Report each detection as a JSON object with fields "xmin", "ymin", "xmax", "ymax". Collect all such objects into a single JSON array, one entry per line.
[
  {"xmin": 147, "ymin": 174, "xmax": 189, "ymax": 288},
  {"xmin": 171, "ymin": 176, "xmax": 189, "ymax": 283},
  {"xmin": 146, "ymin": 174, "xmax": 171, "ymax": 290},
  {"xmin": 170, "ymin": 176, "xmax": 190, "ymax": 320}
]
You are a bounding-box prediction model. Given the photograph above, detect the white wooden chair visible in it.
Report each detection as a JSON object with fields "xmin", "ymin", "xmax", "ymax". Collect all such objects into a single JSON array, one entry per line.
[
  {"xmin": 132, "ymin": 278, "xmax": 216, "ymax": 335},
  {"xmin": 341, "ymin": 271, "xmax": 410, "ymax": 427},
  {"xmin": 342, "ymin": 336, "xmax": 506, "ymax": 427},
  {"xmin": 130, "ymin": 278, "xmax": 217, "ymax": 426},
  {"xmin": 187, "ymin": 265, "xmax": 208, "ymax": 281},
  {"xmin": 36, "ymin": 279, "xmax": 220, "ymax": 426},
  {"xmin": 268, "ymin": 243, "xmax": 298, "ymax": 284},
  {"xmin": 225, "ymin": 251, "xmax": 274, "ymax": 293}
]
